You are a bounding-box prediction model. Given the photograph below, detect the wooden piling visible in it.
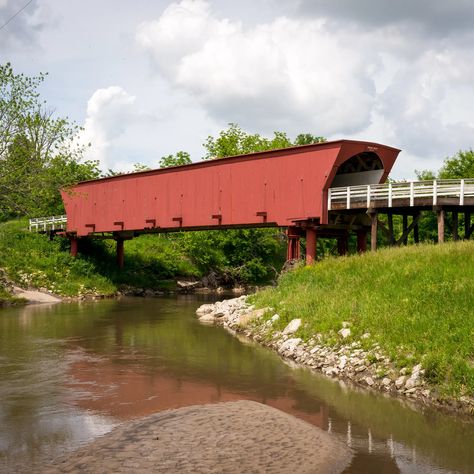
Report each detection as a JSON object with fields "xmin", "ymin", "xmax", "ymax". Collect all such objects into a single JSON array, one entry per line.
[
  {"xmin": 369, "ymin": 212, "xmax": 378, "ymax": 251},
  {"xmin": 305, "ymin": 228, "xmax": 317, "ymax": 265},
  {"xmin": 437, "ymin": 209, "xmax": 445, "ymax": 243}
]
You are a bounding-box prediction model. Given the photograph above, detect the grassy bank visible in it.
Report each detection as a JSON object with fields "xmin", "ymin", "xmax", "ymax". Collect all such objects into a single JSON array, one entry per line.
[
  {"xmin": 252, "ymin": 241, "xmax": 474, "ymax": 398},
  {"xmin": 0, "ymin": 220, "xmax": 283, "ymax": 298}
]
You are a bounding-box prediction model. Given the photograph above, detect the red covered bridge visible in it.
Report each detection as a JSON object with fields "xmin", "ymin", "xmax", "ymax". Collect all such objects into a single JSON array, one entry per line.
[{"xmin": 60, "ymin": 139, "xmax": 401, "ymax": 266}]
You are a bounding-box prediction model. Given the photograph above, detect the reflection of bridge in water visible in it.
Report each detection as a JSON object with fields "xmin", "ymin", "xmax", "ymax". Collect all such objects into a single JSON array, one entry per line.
[
  {"xmin": 29, "ymin": 139, "xmax": 473, "ymax": 265},
  {"xmin": 328, "ymin": 418, "xmax": 452, "ymax": 474}
]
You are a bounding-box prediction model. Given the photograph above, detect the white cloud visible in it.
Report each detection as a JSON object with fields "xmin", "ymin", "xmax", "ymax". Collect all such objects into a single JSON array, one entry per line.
[
  {"xmin": 81, "ymin": 86, "xmax": 137, "ymax": 170},
  {"xmin": 136, "ymin": 0, "xmax": 474, "ymax": 175},
  {"xmin": 136, "ymin": 0, "xmax": 378, "ymax": 137}
]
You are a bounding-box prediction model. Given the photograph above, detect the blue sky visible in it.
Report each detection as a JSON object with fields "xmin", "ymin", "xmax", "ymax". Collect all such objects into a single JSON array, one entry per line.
[{"xmin": 1, "ymin": 0, "xmax": 474, "ymax": 177}]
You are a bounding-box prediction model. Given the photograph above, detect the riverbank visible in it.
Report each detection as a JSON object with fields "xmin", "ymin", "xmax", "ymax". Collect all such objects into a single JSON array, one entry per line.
[
  {"xmin": 196, "ymin": 281, "xmax": 474, "ymax": 417},
  {"xmin": 31, "ymin": 401, "xmax": 350, "ymax": 473},
  {"xmin": 0, "ymin": 219, "xmax": 271, "ymax": 302}
]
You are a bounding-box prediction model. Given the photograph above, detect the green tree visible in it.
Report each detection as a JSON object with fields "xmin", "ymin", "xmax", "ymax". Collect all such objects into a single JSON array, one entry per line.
[
  {"xmin": 202, "ymin": 123, "xmax": 326, "ymax": 160},
  {"xmin": 159, "ymin": 151, "xmax": 192, "ymax": 168},
  {"xmin": 294, "ymin": 133, "xmax": 326, "ymax": 145},
  {"xmin": 416, "ymin": 149, "xmax": 474, "ymax": 180},
  {"xmin": 0, "ymin": 63, "xmax": 99, "ymax": 219},
  {"xmin": 438, "ymin": 149, "xmax": 474, "ymax": 179}
]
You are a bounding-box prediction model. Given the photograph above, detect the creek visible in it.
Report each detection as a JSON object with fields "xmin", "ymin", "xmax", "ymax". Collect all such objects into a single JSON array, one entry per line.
[{"xmin": 0, "ymin": 296, "xmax": 472, "ymax": 473}]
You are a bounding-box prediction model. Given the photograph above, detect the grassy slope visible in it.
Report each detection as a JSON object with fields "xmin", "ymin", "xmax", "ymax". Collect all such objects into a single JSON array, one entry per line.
[
  {"xmin": 0, "ymin": 220, "xmax": 199, "ymax": 298},
  {"xmin": 252, "ymin": 241, "xmax": 474, "ymax": 397}
]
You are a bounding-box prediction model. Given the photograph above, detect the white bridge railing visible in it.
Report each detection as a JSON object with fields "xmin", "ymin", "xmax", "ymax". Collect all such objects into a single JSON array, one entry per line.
[
  {"xmin": 29, "ymin": 215, "xmax": 68, "ymax": 232},
  {"xmin": 328, "ymin": 179, "xmax": 474, "ymax": 211}
]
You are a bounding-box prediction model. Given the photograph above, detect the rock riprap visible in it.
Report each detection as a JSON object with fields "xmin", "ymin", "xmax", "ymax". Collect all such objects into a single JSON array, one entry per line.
[
  {"xmin": 40, "ymin": 401, "xmax": 351, "ymax": 473},
  {"xmin": 196, "ymin": 297, "xmax": 474, "ymax": 415}
]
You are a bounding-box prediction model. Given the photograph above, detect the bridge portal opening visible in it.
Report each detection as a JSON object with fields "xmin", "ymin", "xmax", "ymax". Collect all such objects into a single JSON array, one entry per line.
[{"xmin": 331, "ymin": 152, "xmax": 384, "ymax": 187}]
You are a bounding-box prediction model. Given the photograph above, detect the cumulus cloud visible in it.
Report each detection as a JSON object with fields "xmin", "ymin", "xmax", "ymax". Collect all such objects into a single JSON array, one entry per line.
[
  {"xmin": 81, "ymin": 86, "xmax": 137, "ymax": 170},
  {"xmin": 294, "ymin": 0, "xmax": 474, "ymax": 37},
  {"xmin": 136, "ymin": 0, "xmax": 378, "ymax": 137},
  {"xmin": 136, "ymin": 0, "xmax": 474, "ymax": 171}
]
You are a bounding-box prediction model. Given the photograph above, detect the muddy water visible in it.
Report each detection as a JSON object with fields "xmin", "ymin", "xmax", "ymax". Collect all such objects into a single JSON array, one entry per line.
[{"xmin": 0, "ymin": 296, "xmax": 472, "ymax": 473}]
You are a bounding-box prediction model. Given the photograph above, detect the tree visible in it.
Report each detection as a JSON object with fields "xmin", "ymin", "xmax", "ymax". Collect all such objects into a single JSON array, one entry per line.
[
  {"xmin": 159, "ymin": 151, "xmax": 192, "ymax": 168},
  {"xmin": 202, "ymin": 123, "xmax": 326, "ymax": 160},
  {"xmin": 294, "ymin": 133, "xmax": 326, "ymax": 146},
  {"xmin": 416, "ymin": 149, "xmax": 474, "ymax": 180},
  {"xmin": 0, "ymin": 63, "xmax": 99, "ymax": 219},
  {"xmin": 438, "ymin": 149, "xmax": 474, "ymax": 179}
]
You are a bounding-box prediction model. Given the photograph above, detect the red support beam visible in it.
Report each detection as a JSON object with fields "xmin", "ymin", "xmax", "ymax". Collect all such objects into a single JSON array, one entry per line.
[
  {"xmin": 116, "ymin": 239, "xmax": 124, "ymax": 269},
  {"xmin": 286, "ymin": 227, "xmax": 302, "ymax": 260},
  {"xmin": 356, "ymin": 229, "xmax": 367, "ymax": 253},
  {"xmin": 70, "ymin": 237, "xmax": 78, "ymax": 257},
  {"xmin": 305, "ymin": 227, "xmax": 317, "ymax": 265}
]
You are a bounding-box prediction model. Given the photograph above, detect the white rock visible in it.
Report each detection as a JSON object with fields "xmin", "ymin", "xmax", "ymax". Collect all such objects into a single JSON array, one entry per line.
[
  {"xmin": 355, "ymin": 365, "xmax": 367, "ymax": 373},
  {"xmin": 405, "ymin": 377, "xmax": 421, "ymax": 390},
  {"xmin": 382, "ymin": 377, "xmax": 391, "ymax": 386},
  {"xmin": 412, "ymin": 363, "xmax": 422, "ymax": 374},
  {"xmin": 339, "ymin": 355, "xmax": 348, "ymax": 369},
  {"xmin": 342, "ymin": 321, "xmax": 350, "ymax": 328},
  {"xmin": 283, "ymin": 319, "xmax": 302, "ymax": 335},
  {"xmin": 196, "ymin": 304, "xmax": 215, "ymax": 316},
  {"xmin": 365, "ymin": 377, "xmax": 374, "ymax": 386},
  {"xmin": 338, "ymin": 328, "xmax": 351, "ymax": 339},
  {"xmin": 271, "ymin": 314, "xmax": 280, "ymax": 323},
  {"xmin": 278, "ymin": 338, "xmax": 302, "ymax": 355},
  {"xmin": 198, "ymin": 313, "xmax": 215, "ymax": 323},
  {"xmin": 361, "ymin": 332, "xmax": 370, "ymax": 339},
  {"xmin": 399, "ymin": 367, "xmax": 408, "ymax": 375},
  {"xmin": 395, "ymin": 376, "xmax": 406, "ymax": 389}
]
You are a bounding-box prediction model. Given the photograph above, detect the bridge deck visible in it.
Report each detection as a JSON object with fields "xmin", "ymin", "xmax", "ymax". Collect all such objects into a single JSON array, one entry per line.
[{"xmin": 328, "ymin": 179, "xmax": 474, "ymax": 212}]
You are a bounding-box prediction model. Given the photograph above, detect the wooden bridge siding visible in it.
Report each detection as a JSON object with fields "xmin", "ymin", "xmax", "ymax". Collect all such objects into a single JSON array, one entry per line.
[
  {"xmin": 64, "ymin": 146, "xmax": 341, "ymax": 236},
  {"xmin": 62, "ymin": 141, "xmax": 399, "ymax": 237}
]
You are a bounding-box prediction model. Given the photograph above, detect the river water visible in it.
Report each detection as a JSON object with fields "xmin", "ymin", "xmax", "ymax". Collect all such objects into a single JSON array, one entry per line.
[{"xmin": 0, "ymin": 296, "xmax": 472, "ymax": 473}]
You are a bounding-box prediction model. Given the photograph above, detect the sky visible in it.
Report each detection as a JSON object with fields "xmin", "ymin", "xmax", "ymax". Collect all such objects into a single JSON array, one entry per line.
[{"xmin": 1, "ymin": 0, "xmax": 474, "ymax": 178}]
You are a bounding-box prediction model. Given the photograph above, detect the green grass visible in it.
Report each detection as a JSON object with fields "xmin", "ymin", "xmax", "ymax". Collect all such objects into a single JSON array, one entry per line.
[
  {"xmin": 0, "ymin": 285, "xmax": 24, "ymax": 306},
  {"xmin": 251, "ymin": 241, "xmax": 474, "ymax": 397},
  {"xmin": 0, "ymin": 220, "xmax": 117, "ymax": 297},
  {"xmin": 0, "ymin": 220, "xmax": 205, "ymax": 297}
]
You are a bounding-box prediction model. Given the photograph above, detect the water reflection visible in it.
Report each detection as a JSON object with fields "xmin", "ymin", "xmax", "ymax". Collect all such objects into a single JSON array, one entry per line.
[{"xmin": 0, "ymin": 297, "xmax": 472, "ymax": 473}]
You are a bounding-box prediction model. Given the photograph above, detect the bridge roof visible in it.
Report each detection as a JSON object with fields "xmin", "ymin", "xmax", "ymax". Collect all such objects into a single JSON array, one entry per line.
[{"xmin": 72, "ymin": 139, "xmax": 401, "ymax": 187}]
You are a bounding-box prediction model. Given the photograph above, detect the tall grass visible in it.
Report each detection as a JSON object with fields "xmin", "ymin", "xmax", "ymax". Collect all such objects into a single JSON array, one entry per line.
[{"xmin": 252, "ymin": 241, "xmax": 474, "ymax": 397}]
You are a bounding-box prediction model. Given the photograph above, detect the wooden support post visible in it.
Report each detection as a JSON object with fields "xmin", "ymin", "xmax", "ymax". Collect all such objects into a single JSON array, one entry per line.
[
  {"xmin": 465, "ymin": 212, "xmax": 471, "ymax": 239},
  {"xmin": 305, "ymin": 227, "xmax": 317, "ymax": 265},
  {"xmin": 452, "ymin": 212, "xmax": 459, "ymax": 241},
  {"xmin": 337, "ymin": 234, "xmax": 348, "ymax": 256},
  {"xmin": 286, "ymin": 227, "xmax": 301, "ymax": 260},
  {"xmin": 287, "ymin": 237, "xmax": 300, "ymax": 260},
  {"xmin": 370, "ymin": 212, "xmax": 378, "ymax": 251},
  {"xmin": 402, "ymin": 215, "xmax": 408, "ymax": 245},
  {"xmin": 413, "ymin": 213, "xmax": 420, "ymax": 244},
  {"xmin": 116, "ymin": 239, "xmax": 125, "ymax": 268},
  {"xmin": 387, "ymin": 213, "xmax": 395, "ymax": 246},
  {"xmin": 356, "ymin": 229, "xmax": 367, "ymax": 253},
  {"xmin": 70, "ymin": 237, "xmax": 78, "ymax": 257},
  {"xmin": 437, "ymin": 209, "xmax": 445, "ymax": 243}
]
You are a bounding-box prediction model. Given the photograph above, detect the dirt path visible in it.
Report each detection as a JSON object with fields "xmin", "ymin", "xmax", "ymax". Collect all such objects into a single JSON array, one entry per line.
[{"xmin": 39, "ymin": 401, "xmax": 351, "ymax": 473}]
